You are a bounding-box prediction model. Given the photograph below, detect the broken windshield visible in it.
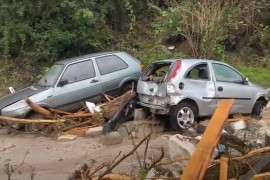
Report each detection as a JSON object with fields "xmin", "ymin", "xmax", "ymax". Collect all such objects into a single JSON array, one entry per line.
[{"xmin": 37, "ymin": 64, "xmax": 64, "ymax": 87}]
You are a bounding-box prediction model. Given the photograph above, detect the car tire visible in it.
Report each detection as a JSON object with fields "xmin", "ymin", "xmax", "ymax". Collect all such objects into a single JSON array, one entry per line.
[
  {"xmin": 251, "ymin": 100, "xmax": 267, "ymax": 120},
  {"xmin": 25, "ymin": 113, "xmax": 45, "ymax": 132},
  {"xmin": 170, "ymin": 102, "xmax": 197, "ymax": 131}
]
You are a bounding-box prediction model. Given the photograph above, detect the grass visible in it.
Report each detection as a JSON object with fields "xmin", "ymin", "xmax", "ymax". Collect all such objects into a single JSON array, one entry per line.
[{"xmin": 237, "ymin": 65, "xmax": 270, "ymax": 88}]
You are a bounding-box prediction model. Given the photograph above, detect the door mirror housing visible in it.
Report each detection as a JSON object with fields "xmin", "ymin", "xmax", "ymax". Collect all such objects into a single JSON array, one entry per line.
[
  {"xmin": 244, "ymin": 77, "xmax": 249, "ymax": 84},
  {"xmin": 58, "ymin": 79, "xmax": 68, "ymax": 87}
]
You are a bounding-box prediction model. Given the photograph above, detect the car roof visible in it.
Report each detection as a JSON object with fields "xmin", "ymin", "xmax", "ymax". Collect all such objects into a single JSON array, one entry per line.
[
  {"xmin": 154, "ymin": 59, "xmax": 222, "ymax": 64},
  {"xmin": 55, "ymin": 51, "xmax": 122, "ymax": 65}
]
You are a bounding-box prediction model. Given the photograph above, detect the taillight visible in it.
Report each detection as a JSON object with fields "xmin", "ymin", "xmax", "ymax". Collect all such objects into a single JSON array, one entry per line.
[
  {"xmin": 140, "ymin": 64, "xmax": 145, "ymax": 72},
  {"xmin": 167, "ymin": 60, "xmax": 181, "ymax": 82}
]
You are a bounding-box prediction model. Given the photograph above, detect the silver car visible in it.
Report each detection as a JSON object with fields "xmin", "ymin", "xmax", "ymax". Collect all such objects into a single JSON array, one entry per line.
[
  {"xmin": 137, "ymin": 59, "xmax": 269, "ymax": 130},
  {"xmin": 0, "ymin": 51, "xmax": 143, "ymax": 130}
]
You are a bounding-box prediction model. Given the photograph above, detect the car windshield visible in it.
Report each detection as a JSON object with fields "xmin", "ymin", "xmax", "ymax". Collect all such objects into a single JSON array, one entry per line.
[{"xmin": 37, "ymin": 64, "xmax": 63, "ymax": 87}]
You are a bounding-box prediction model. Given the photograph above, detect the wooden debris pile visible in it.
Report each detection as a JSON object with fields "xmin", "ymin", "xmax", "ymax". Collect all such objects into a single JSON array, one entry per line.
[{"xmin": 0, "ymin": 91, "xmax": 135, "ymax": 138}]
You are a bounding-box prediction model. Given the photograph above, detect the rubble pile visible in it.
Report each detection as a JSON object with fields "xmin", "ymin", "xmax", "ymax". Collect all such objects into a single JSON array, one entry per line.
[{"xmin": 0, "ymin": 91, "xmax": 135, "ymax": 139}]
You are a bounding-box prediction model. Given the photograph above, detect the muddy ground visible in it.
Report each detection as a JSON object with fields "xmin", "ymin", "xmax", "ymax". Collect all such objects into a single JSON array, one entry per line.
[
  {"xmin": 0, "ymin": 120, "xmax": 171, "ymax": 180},
  {"xmin": 0, "ymin": 103, "xmax": 270, "ymax": 180}
]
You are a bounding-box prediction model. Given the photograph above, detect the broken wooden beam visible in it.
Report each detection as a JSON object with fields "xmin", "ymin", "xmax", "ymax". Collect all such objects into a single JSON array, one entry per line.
[
  {"xmin": 49, "ymin": 108, "xmax": 73, "ymax": 115},
  {"xmin": 0, "ymin": 116, "xmax": 65, "ymax": 123},
  {"xmin": 219, "ymin": 156, "xmax": 228, "ymax": 180},
  {"xmin": 62, "ymin": 113, "xmax": 92, "ymax": 118},
  {"xmin": 24, "ymin": 97, "xmax": 52, "ymax": 116},
  {"xmin": 181, "ymin": 99, "xmax": 234, "ymax": 180}
]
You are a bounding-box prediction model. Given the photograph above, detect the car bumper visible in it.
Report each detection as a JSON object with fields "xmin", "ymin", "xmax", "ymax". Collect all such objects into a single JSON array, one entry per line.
[{"xmin": 1, "ymin": 106, "xmax": 29, "ymax": 118}]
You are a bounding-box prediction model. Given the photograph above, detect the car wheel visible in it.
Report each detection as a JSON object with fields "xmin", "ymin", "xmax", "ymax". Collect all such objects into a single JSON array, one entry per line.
[
  {"xmin": 25, "ymin": 113, "xmax": 45, "ymax": 132},
  {"xmin": 170, "ymin": 102, "xmax": 197, "ymax": 131},
  {"xmin": 251, "ymin": 100, "xmax": 267, "ymax": 120}
]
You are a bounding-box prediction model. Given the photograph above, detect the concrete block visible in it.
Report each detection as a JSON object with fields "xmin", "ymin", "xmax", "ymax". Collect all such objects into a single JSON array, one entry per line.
[
  {"xmin": 100, "ymin": 131, "xmax": 123, "ymax": 145},
  {"xmin": 57, "ymin": 134, "xmax": 77, "ymax": 142},
  {"xmin": 134, "ymin": 108, "xmax": 148, "ymax": 120},
  {"xmin": 85, "ymin": 127, "xmax": 103, "ymax": 138}
]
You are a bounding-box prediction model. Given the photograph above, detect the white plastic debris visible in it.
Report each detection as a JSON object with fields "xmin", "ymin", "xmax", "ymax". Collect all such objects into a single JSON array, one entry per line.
[
  {"xmin": 8, "ymin": 87, "xmax": 15, "ymax": 94},
  {"xmin": 86, "ymin": 102, "xmax": 96, "ymax": 113}
]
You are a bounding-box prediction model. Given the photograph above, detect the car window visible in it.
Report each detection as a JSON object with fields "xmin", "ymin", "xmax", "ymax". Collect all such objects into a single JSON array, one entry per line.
[
  {"xmin": 38, "ymin": 64, "xmax": 64, "ymax": 87},
  {"xmin": 212, "ymin": 63, "xmax": 243, "ymax": 83},
  {"xmin": 185, "ymin": 63, "xmax": 209, "ymax": 80},
  {"xmin": 60, "ymin": 60, "xmax": 95, "ymax": 84},
  {"xmin": 96, "ymin": 55, "xmax": 128, "ymax": 75}
]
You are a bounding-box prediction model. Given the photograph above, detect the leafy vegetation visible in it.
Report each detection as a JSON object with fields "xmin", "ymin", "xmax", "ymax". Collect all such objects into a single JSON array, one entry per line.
[{"xmin": 0, "ymin": 0, "xmax": 270, "ymax": 91}]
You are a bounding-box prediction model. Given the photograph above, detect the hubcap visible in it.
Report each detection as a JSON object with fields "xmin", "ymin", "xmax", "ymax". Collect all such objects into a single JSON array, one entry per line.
[{"xmin": 176, "ymin": 107, "xmax": 195, "ymax": 129}]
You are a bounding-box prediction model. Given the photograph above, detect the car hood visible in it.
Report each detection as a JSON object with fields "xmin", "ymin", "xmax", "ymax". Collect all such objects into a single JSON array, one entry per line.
[{"xmin": 0, "ymin": 86, "xmax": 46, "ymax": 111}]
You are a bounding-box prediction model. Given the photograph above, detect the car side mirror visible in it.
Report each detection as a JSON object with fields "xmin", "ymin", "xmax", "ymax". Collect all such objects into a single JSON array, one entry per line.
[
  {"xmin": 58, "ymin": 79, "xmax": 68, "ymax": 87},
  {"xmin": 244, "ymin": 77, "xmax": 249, "ymax": 84}
]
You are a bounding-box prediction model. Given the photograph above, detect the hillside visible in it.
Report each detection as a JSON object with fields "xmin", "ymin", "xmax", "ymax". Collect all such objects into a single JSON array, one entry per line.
[{"xmin": 0, "ymin": 0, "xmax": 270, "ymax": 93}]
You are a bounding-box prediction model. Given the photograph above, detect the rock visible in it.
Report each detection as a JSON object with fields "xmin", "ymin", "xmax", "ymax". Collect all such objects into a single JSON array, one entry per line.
[
  {"xmin": 134, "ymin": 108, "xmax": 148, "ymax": 120},
  {"xmin": 57, "ymin": 134, "xmax": 77, "ymax": 142},
  {"xmin": 100, "ymin": 131, "xmax": 123, "ymax": 145},
  {"xmin": 117, "ymin": 127, "xmax": 129, "ymax": 137},
  {"xmin": 168, "ymin": 134, "xmax": 198, "ymax": 170},
  {"xmin": 0, "ymin": 128, "xmax": 10, "ymax": 135},
  {"xmin": 265, "ymin": 129, "xmax": 270, "ymax": 146},
  {"xmin": 225, "ymin": 120, "xmax": 247, "ymax": 134},
  {"xmin": 122, "ymin": 121, "xmax": 137, "ymax": 134},
  {"xmin": 183, "ymin": 127, "xmax": 198, "ymax": 137},
  {"xmin": 85, "ymin": 127, "xmax": 103, "ymax": 138},
  {"xmin": 197, "ymin": 120, "xmax": 210, "ymax": 134}
]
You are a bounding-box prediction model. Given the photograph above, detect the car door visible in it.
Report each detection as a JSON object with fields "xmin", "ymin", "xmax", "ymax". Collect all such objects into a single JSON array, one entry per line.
[
  {"xmin": 49, "ymin": 60, "xmax": 102, "ymax": 111},
  {"xmin": 94, "ymin": 55, "xmax": 129, "ymax": 95},
  {"xmin": 180, "ymin": 62, "xmax": 217, "ymax": 116},
  {"xmin": 211, "ymin": 62, "xmax": 253, "ymax": 113}
]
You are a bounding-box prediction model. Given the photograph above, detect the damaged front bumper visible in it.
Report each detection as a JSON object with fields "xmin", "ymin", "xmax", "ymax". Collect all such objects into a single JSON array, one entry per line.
[{"xmin": 138, "ymin": 94, "xmax": 185, "ymax": 114}]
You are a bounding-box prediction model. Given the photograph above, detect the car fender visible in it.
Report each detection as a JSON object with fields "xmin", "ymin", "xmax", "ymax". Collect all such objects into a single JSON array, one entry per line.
[{"xmin": 119, "ymin": 77, "xmax": 139, "ymax": 89}]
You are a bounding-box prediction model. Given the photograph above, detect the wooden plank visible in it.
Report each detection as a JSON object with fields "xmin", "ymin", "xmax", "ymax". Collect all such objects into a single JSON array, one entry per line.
[
  {"xmin": 253, "ymin": 172, "xmax": 270, "ymax": 180},
  {"xmin": 227, "ymin": 116, "xmax": 250, "ymax": 122},
  {"xmin": 0, "ymin": 116, "xmax": 65, "ymax": 123},
  {"xmin": 181, "ymin": 99, "xmax": 234, "ymax": 180},
  {"xmin": 219, "ymin": 156, "xmax": 228, "ymax": 180},
  {"xmin": 62, "ymin": 113, "xmax": 92, "ymax": 118}
]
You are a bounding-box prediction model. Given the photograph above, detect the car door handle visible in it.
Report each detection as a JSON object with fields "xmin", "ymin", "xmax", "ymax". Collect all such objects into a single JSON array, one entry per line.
[
  {"xmin": 91, "ymin": 79, "xmax": 99, "ymax": 83},
  {"xmin": 217, "ymin": 86, "xmax": 223, "ymax": 91}
]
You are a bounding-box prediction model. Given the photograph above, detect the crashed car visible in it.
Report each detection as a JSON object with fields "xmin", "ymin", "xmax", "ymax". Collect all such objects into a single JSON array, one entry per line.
[
  {"xmin": 137, "ymin": 59, "xmax": 269, "ymax": 130},
  {"xmin": 0, "ymin": 51, "xmax": 143, "ymax": 130}
]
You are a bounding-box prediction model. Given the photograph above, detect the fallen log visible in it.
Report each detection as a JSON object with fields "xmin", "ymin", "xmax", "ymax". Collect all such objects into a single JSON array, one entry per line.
[
  {"xmin": 49, "ymin": 108, "xmax": 73, "ymax": 115},
  {"xmin": 0, "ymin": 116, "xmax": 65, "ymax": 123},
  {"xmin": 24, "ymin": 97, "xmax": 52, "ymax": 116}
]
